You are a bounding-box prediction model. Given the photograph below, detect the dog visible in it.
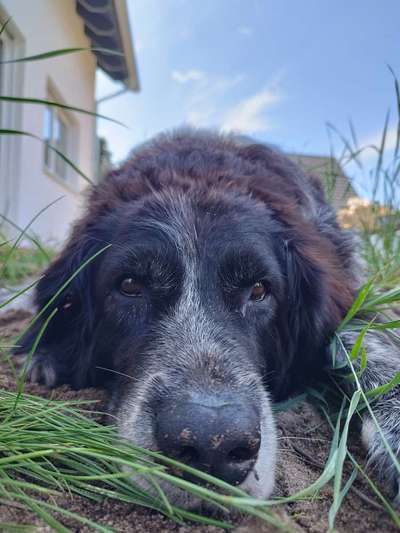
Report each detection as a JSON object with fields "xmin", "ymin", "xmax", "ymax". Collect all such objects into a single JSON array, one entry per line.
[{"xmin": 15, "ymin": 128, "xmax": 400, "ymax": 506}]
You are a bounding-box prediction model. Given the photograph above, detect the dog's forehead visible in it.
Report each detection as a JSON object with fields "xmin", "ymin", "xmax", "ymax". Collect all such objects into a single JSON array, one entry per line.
[{"xmin": 116, "ymin": 188, "xmax": 277, "ymax": 256}]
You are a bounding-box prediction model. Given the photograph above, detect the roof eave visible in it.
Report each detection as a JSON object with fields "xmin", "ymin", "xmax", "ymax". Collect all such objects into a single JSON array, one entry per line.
[
  {"xmin": 113, "ymin": 0, "xmax": 140, "ymax": 91},
  {"xmin": 76, "ymin": 0, "xmax": 140, "ymax": 92}
]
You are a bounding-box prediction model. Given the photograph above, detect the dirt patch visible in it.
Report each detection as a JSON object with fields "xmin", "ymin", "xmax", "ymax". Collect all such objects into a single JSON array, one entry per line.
[{"xmin": 0, "ymin": 310, "xmax": 398, "ymax": 532}]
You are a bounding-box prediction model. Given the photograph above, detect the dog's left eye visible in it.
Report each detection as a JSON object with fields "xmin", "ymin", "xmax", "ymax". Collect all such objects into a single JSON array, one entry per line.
[
  {"xmin": 119, "ymin": 278, "xmax": 144, "ymax": 297},
  {"xmin": 249, "ymin": 281, "xmax": 267, "ymax": 302}
]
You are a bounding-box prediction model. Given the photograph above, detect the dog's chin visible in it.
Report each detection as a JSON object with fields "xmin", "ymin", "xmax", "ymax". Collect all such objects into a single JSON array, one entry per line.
[
  {"xmin": 126, "ymin": 461, "xmax": 276, "ymax": 513},
  {"xmin": 127, "ymin": 473, "xmax": 204, "ymax": 509},
  {"xmin": 125, "ymin": 430, "xmax": 277, "ymax": 511},
  {"xmin": 239, "ymin": 396, "xmax": 278, "ymax": 500}
]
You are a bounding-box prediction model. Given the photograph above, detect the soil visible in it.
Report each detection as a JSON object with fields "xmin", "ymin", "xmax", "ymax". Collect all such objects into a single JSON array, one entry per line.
[{"xmin": 0, "ymin": 309, "xmax": 398, "ymax": 532}]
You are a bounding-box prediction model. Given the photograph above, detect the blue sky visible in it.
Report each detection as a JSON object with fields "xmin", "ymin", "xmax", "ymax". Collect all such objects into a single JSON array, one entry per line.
[{"xmin": 96, "ymin": 0, "xmax": 400, "ymax": 198}]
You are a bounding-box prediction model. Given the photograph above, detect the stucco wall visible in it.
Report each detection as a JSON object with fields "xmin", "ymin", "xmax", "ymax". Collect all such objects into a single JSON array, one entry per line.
[{"xmin": 0, "ymin": 0, "xmax": 96, "ymax": 243}]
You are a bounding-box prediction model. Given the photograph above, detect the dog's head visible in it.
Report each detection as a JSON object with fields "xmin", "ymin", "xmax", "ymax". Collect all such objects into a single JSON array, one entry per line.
[{"xmin": 19, "ymin": 129, "xmax": 356, "ymax": 505}]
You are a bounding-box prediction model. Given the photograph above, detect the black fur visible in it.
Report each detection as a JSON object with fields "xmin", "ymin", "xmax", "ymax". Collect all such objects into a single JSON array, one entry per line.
[{"xmin": 13, "ymin": 129, "xmax": 400, "ymax": 499}]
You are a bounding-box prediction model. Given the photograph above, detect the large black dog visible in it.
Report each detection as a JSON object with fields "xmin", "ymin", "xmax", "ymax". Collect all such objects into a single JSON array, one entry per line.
[{"xmin": 15, "ymin": 129, "xmax": 400, "ymax": 505}]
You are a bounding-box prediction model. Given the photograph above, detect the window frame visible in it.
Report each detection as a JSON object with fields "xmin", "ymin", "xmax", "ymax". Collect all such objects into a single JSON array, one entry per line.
[{"xmin": 42, "ymin": 82, "xmax": 79, "ymax": 191}]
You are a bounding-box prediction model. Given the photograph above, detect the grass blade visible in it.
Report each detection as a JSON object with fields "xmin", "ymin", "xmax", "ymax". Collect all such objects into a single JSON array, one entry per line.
[
  {"xmin": 0, "ymin": 197, "xmax": 62, "ymax": 285},
  {"xmin": 0, "ymin": 130, "xmax": 92, "ymax": 185},
  {"xmin": 328, "ymin": 391, "xmax": 361, "ymax": 529},
  {"xmin": 0, "ymin": 96, "xmax": 126, "ymax": 128}
]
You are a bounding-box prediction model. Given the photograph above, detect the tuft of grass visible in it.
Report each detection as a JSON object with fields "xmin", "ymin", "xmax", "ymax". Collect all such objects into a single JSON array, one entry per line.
[
  {"xmin": 0, "ymin": 235, "xmax": 55, "ymax": 286},
  {"xmin": 0, "ymin": 390, "xmax": 289, "ymax": 532},
  {"xmin": 326, "ymin": 67, "xmax": 400, "ymax": 288},
  {"xmin": 0, "ymin": 197, "xmax": 64, "ymax": 288},
  {"xmin": 326, "ymin": 278, "xmax": 400, "ymax": 530}
]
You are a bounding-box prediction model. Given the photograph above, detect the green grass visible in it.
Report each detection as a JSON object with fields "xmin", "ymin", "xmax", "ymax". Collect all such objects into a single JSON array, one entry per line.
[
  {"xmin": 0, "ymin": 198, "xmax": 63, "ymax": 288},
  {"xmin": 326, "ymin": 68, "xmax": 400, "ymax": 287},
  {"xmin": 0, "ymin": 391, "xmax": 289, "ymax": 532},
  {"xmin": 0, "ymin": 235, "xmax": 55, "ymax": 286}
]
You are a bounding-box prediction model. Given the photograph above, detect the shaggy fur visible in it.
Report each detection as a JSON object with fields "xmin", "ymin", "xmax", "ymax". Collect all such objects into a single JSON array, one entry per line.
[{"xmin": 14, "ymin": 128, "xmax": 400, "ymax": 504}]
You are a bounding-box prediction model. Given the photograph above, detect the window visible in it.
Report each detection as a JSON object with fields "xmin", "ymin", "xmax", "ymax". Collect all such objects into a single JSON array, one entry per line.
[{"xmin": 43, "ymin": 94, "xmax": 72, "ymax": 182}]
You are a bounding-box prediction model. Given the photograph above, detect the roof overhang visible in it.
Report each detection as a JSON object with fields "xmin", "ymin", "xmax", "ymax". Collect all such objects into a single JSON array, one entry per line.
[{"xmin": 76, "ymin": 0, "xmax": 140, "ymax": 91}]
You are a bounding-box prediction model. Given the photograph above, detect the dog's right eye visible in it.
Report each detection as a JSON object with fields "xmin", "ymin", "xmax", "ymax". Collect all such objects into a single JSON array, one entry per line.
[{"xmin": 119, "ymin": 278, "xmax": 144, "ymax": 297}]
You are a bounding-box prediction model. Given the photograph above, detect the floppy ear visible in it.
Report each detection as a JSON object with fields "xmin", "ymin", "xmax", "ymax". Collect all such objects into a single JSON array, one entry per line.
[
  {"xmin": 272, "ymin": 234, "xmax": 354, "ymax": 398},
  {"xmin": 14, "ymin": 230, "xmax": 106, "ymax": 389}
]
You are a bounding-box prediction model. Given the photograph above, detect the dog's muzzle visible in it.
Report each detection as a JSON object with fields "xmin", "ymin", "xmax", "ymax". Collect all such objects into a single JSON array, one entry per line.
[{"xmin": 154, "ymin": 391, "xmax": 261, "ymax": 485}]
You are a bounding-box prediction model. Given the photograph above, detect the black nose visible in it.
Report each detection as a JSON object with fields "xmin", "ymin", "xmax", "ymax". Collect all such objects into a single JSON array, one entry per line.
[{"xmin": 155, "ymin": 394, "xmax": 261, "ymax": 485}]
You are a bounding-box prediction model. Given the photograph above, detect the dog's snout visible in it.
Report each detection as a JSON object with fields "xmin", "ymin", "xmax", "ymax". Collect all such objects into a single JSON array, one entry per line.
[{"xmin": 155, "ymin": 394, "xmax": 261, "ymax": 485}]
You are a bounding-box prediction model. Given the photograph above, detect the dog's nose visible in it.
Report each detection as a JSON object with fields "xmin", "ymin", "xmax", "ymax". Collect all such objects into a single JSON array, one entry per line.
[{"xmin": 155, "ymin": 394, "xmax": 261, "ymax": 485}]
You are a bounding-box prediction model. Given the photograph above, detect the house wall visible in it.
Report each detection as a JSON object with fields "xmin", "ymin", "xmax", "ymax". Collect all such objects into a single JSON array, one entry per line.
[{"xmin": 0, "ymin": 0, "xmax": 97, "ymax": 243}]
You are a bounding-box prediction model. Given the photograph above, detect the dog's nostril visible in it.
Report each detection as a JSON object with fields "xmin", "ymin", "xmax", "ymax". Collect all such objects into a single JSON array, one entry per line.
[
  {"xmin": 155, "ymin": 397, "xmax": 261, "ymax": 485},
  {"xmin": 176, "ymin": 445, "xmax": 199, "ymax": 464},
  {"xmin": 228, "ymin": 445, "xmax": 258, "ymax": 463}
]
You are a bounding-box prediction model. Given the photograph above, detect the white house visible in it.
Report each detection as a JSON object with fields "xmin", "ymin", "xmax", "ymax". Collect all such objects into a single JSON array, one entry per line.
[{"xmin": 0, "ymin": 0, "xmax": 139, "ymax": 243}]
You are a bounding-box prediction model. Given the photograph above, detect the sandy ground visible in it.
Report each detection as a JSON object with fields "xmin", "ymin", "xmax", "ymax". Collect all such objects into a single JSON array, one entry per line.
[{"xmin": 0, "ymin": 309, "xmax": 398, "ymax": 532}]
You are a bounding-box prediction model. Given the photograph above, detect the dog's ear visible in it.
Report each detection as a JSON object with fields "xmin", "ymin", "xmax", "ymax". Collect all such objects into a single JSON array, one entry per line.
[
  {"xmin": 14, "ymin": 229, "xmax": 107, "ymax": 389},
  {"xmin": 273, "ymin": 234, "xmax": 353, "ymax": 397},
  {"xmin": 284, "ymin": 238, "xmax": 328, "ymax": 339}
]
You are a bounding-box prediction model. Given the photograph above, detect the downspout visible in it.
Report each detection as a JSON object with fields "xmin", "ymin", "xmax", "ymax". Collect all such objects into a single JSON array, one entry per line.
[{"xmin": 93, "ymin": 87, "xmax": 129, "ymax": 183}]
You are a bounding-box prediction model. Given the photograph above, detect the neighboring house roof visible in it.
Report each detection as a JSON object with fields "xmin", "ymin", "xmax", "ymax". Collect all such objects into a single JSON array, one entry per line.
[
  {"xmin": 287, "ymin": 153, "xmax": 358, "ymax": 210},
  {"xmin": 76, "ymin": 0, "xmax": 139, "ymax": 91}
]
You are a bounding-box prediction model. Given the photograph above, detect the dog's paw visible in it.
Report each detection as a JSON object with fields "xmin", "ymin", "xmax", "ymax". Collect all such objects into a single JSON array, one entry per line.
[
  {"xmin": 362, "ymin": 414, "xmax": 400, "ymax": 501},
  {"xmin": 13, "ymin": 352, "xmax": 58, "ymax": 388}
]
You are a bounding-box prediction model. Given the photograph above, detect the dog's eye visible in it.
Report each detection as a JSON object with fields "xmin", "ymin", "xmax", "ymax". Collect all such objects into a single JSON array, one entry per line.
[
  {"xmin": 249, "ymin": 281, "xmax": 267, "ymax": 302},
  {"xmin": 119, "ymin": 278, "xmax": 144, "ymax": 297}
]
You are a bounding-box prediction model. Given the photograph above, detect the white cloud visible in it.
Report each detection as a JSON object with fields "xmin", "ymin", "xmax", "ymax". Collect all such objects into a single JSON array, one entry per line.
[
  {"xmin": 221, "ymin": 86, "xmax": 282, "ymax": 134},
  {"xmin": 177, "ymin": 72, "xmax": 283, "ymax": 135},
  {"xmin": 184, "ymin": 74, "xmax": 244, "ymax": 128},
  {"xmin": 171, "ymin": 69, "xmax": 206, "ymax": 83},
  {"xmin": 238, "ymin": 26, "xmax": 253, "ymax": 37}
]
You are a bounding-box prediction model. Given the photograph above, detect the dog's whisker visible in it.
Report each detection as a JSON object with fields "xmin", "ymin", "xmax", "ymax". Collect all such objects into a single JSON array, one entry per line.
[
  {"xmin": 95, "ymin": 366, "xmax": 136, "ymax": 381},
  {"xmin": 277, "ymin": 436, "xmax": 330, "ymax": 442}
]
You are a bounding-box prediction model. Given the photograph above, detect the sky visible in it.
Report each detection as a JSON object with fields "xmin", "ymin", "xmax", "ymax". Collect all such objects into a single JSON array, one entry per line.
[{"xmin": 96, "ymin": 0, "xmax": 400, "ymax": 199}]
